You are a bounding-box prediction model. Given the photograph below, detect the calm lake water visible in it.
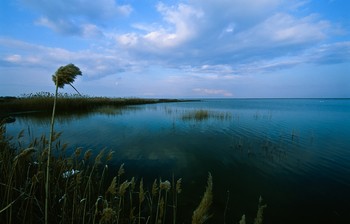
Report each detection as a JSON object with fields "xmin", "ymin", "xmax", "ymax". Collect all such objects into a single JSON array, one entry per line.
[{"xmin": 5, "ymin": 98, "xmax": 350, "ymax": 223}]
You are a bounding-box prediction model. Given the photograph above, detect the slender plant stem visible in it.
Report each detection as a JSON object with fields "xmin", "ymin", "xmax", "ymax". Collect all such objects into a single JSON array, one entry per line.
[
  {"xmin": 155, "ymin": 188, "xmax": 161, "ymax": 224},
  {"xmin": 82, "ymin": 165, "xmax": 96, "ymax": 224},
  {"xmin": 45, "ymin": 80, "xmax": 58, "ymax": 224},
  {"xmin": 172, "ymin": 175, "xmax": 176, "ymax": 224},
  {"xmin": 69, "ymin": 83, "xmax": 82, "ymax": 96},
  {"xmin": 224, "ymin": 190, "xmax": 230, "ymax": 224},
  {"xmin": 162, "ymin": 191, "xmax": 168, "ymax": 224}
]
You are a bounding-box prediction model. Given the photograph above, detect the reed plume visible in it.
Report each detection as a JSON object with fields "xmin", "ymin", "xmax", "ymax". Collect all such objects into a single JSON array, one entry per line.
[
  {"xmin": 84, "ymin": 149, "xmax": 92, "ymax": 161},
  {"xmin": 13, "ymin": 147, "xmax": 36, "ymax": 164},
  {"xmin": 117, "ymin": 163, "xmax": 125, "ymax": 186},
  {"xmin": 152, "ymin": 179, "xmax": 158, "ymax": 197},
  {"xmin": 117, "ymin": 180, "xmax": 130, "ymax": 223},
  {"xmin": 160, "ymin": 180, "xmax": 171, "ymax": 224},
  {"xmin": 173, "ymin": 178, "xmax": 182, "ymax": 224},
  {"xmin": 100, "ymin": 207, "xmax": 116, "ymax": 223},
  {"xmin": 107, "ymin": 177, "xmax": 117, "ymax": 195},
  {"xmin": 254, "ymin": 196, "xmax": 267, "ymax": 224},
  {"xmin": 118, "ymin": 180, "xmax": 130, "ymax": 197},
  {"xmin": 239, "ymin": 214, "xmax": 246, "ymax": 224},
  {"xmin": 191, "ymin": 173, "xmax": 213, "ymax": 224}
]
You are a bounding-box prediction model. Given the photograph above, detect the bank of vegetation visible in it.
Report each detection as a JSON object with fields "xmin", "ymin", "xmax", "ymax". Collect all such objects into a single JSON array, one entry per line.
[{"xmin": 0, "ymin": 93, "xmax": 188, "ymax": 116}]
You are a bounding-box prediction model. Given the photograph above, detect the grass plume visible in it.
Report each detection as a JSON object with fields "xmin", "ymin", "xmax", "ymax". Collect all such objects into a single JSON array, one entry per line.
[{"xmin": 192, "ymin": 173, "xmax": 213, "ymax": 224}]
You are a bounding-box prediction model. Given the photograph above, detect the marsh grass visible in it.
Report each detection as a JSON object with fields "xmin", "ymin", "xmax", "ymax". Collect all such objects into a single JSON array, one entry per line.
[
  {"xmin": 0, "ymin": 120, "xmax": 266, "ymax": 224},
  {"xmin": 0, "ymin": 93, "xmax": 186, "ymax": 116},
  {"xmin": 181, "ymin": 109, "xmax": 232, "ymax": 121}
]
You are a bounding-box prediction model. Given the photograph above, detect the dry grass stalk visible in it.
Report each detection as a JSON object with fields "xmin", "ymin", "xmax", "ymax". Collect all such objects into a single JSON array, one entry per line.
[
  {"xmin": 155, "ymin": 179, "xmax": 162, "ymax": 224},
  {"xmin": 173, "ymin": 178, "xmax": 182, "ymax": 224},
  {"xmin": 152, "ymin": 179, "xmax": 158, "ymax": 197},
  {"xmin": 129, "ymin": 177, "xmax": 136, "ymax": 221},
  {"xmin": 95, "ymin": 149, "xmax": 105, "ymax": 165},
  {"xmin": 254, "ymin": 196, "xmax": 267, "ymax": 224},
  {"xmin": 118, "ymin": 163, "xmax": 125, "ymax": 177},
  {"xmin": 100, "ymin": 207, "xmax": 116, "ymax": 223},
  {"xmin": 107, "ymin": 177, "xmax": 117, "ymax": 195},
  {"xmin": 116, "ymin": 180, "xmax": 130, "ymax": 224},
  {"xmin": 84, "ymin": 149, "xmax": 92, "ymax": 161},
  {"xmin": 13, "ymin": 147, "xmax": 36, "ymax": 163},
  {"xmin": 106, "ymin": 150, "xmax": 114, "ymax": 161},
  {"xmin": 130, "ymin": 207, "xmax": 136, "ymax": 223},
  {"xmin": 139, "ymin": 178, "xmax": 145, "ymax": 224},
  {"xmin": 93, "ymin": 196, "xmax": 104, "ymax": 223},
  {"xmin": 157, "ymin": 197, "xmax": 165, "ymax": 224},
  {"xmin": 82, "ymin": 149, "xmax": 105, "ymax": 223},
  {"xmin": 130, "ymin": 177, "xmax": 136, "ymax": 192},
  {"xmin": 239, "ymin": 214, "xmax": 246, "ymax": 224},
  {"xmin": 74, "ymin": 147, "xmax": 82, "ymax": 157},
  {"xmin": 118, "ymin": 180, "xmax": 130, "ymax": 197},
  {"xmin": 139, "ymin": 179, "xmax": 145, "ymax": 203},
  {"xmin": 117, "ymin": 163, "xmax": 125, "ymax": 187},
  {"xmin": 176, "ymin": 178, "xmax": 182, "ymax": 194},
  {"xmin": 191, "ymin": 172, "xmax": 213, "ymax": 224}
]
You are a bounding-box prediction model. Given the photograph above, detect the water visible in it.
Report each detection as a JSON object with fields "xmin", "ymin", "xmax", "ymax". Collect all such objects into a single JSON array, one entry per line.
[{"xmin": 5, "ymin": 98, "xmax": 350, "ymax": 223}]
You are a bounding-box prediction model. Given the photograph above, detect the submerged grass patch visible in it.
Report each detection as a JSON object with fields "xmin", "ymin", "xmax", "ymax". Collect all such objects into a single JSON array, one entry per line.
[{"xmin": 181, "ymin": 109, "xmax": 232, "ymax": 121}]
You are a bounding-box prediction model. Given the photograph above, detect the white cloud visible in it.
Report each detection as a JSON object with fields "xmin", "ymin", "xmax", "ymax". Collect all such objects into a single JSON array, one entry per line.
[
  {"xmin": 2, "ymin": 0, "xmax": 349, "ymax": 97},
  {"xmin": 113, "ymin": 0, "xmax": 341, "ymax": 72},
  {"xmin": 24, "ymin": 0, "xmax": 132, "ymax": 36},
  {"xmin": 117, "ymin": 2, "xmax": 203, "ymax": 49},
  {"xmin": 0, "ymin": 38, "xmax": 132, "ymax": 79},
  {"xmin": 263, "ymin": 13, "xmax": 329, "ymax": 43},
  {"xmin": 81, "ymin": 24, "xmax": 103, "ymax": 38},
  {"xmin": 218, "ymin": 12, "xmax": 331, "ymax": 57},
  {"xmin": 116, "ymin": 33, "xmax": 138, "ymax": 47},
  {"xmin": 193, "ymin": 88, "xmax": 233, "ymax": 97},
  {"xmin": 5, "ymin": 54, "xmax": 22, "ymax": 63}
]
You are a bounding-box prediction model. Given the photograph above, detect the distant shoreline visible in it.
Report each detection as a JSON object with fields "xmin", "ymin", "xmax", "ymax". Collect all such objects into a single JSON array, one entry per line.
[{"xmin": 0, "ymin": 95, "xmax": 196, "ymax": 117}]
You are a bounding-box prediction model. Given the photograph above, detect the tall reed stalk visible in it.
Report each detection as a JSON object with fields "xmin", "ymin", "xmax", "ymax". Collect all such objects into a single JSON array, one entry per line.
[
  {"xmin": 45, "ymin": 64, "xmax": 82, "ymax": 224},
  {"xmin": 45, "ymin": 74, "xmax": 58, "ymax": 224},
  {"xmin": 139, "ymin": 178, "xmax": 144, "ymax": 224}
]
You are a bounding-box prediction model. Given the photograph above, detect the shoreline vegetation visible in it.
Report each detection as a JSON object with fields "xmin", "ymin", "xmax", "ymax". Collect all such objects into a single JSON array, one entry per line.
[{"xmin": 0, "ymin": 92, "xmax": 195, "ymax": 117}]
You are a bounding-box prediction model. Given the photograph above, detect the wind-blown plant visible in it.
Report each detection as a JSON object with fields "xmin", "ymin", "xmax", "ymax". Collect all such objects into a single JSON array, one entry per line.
[{"xmin": 45, "ymin": 64, "xmax": 82, "ymax": 224}]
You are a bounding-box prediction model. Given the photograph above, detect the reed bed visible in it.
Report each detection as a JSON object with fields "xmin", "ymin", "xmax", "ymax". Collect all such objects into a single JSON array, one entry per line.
[
  {"xmin": 0, "ymin": 119, "xmax": 266, "ymax": 224},
  {"xmin": 0, "ymin": 92, "xmax": 186, "ymax": 115},
  {"xmin": 181, "ymin": 109, "xmax": 232, "ymax": 121}
]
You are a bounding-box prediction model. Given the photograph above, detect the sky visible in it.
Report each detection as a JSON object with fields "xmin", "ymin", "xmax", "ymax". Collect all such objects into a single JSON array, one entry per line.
[{"xmin": 0, "ymin": 0, "xmax": 349, "ymax": 98}]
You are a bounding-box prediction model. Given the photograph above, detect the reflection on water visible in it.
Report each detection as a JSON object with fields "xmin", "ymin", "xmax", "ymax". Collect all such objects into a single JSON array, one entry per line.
[{"xmin": 5, "ymin": 99, "xmax": 350, "ymax": 223}]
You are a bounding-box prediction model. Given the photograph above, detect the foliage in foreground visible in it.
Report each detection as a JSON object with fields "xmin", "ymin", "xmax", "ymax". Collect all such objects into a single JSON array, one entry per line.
[{"xmin": 0, "ymin": 120, "xmax": 266, "ymax": 223}]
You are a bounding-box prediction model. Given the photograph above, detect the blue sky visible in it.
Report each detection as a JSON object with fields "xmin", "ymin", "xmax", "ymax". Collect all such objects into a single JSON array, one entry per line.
[{"xmin": 0, "ymin": 0, "xmax": 349, "ymax": 98}]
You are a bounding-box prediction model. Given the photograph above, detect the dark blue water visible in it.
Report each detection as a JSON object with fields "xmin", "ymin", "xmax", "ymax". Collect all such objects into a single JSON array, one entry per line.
[{"xmin": 5, "ymin": 99, "xmax": 350, "ymax": 223}]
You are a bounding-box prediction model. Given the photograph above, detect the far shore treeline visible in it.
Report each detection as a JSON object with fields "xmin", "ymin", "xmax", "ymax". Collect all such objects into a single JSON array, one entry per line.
[{"xmin": 0, "ymin": 92, "xmax": 191, "ymax": 116}]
